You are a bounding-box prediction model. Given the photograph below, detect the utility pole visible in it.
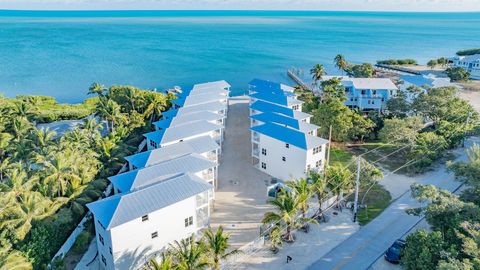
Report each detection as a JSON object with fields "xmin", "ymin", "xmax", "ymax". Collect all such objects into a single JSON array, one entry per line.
[
  {"xmin": 463, "ymin": 112, "xmax": 472, "ymax": 148},
  {"xmin": 353, "ymin": 157, "xmax": 361, "ymax": 223},
  {"xmin": 326, "ymin": 125, "xmax": 332, "ymax": 168}
]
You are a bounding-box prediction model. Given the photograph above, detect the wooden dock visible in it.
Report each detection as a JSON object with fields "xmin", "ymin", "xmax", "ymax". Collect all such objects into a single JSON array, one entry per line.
[
  {"xmin": 287, "ymin": 68, "xmax": 314, "ymax": 91},
  {"xmin": 374, "ymin": 64, "xmax": 421, "ymax": 75}
]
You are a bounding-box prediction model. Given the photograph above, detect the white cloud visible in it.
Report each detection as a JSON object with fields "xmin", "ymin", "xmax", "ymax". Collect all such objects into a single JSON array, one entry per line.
[{"xmin": 2, "ymin": 0, "xmax": 480, "ymax": 11}]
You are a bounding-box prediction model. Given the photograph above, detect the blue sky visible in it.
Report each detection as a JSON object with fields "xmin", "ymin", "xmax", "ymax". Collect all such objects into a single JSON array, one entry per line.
[{"xmin": 2, "ymin": 0, "xmax": 480, "ymax": 12}]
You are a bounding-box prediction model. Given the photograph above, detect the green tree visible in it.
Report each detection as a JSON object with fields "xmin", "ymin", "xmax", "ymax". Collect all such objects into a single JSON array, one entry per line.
[
  {"xmin": 409, "ymin": 132, "xmax": 448, "ymax": 172},
  {"xmin": 350, "ymin": 63, "xmax": 374, "ymax": 78},
  {"xmin": 379, "ymin": 117, "xmax": 423, "ymax": 145},
  {"xmin": 402, "ymin": 230, "xmax": 444, "ymax": 270},
  {"xmin": 446, "ymin": 67, "xmax": 470, "ymax": 81},
  {"xmin": 0, "ymin": 192, "xmax": 63, "ymax": 241},
  {"xmin": 325, "ymin": 165, "xmax": 355, "ymax": 207},
  {"xmin": 334, "ymin": 54, "xmax": 349, "ymax": 73},
  {"xmin": 203, "ymin": 226, "xmax": 238, "ymax": 270},
  {"xmin": 88, "ymin": 82, "xmax": 107, "ymax": 97},
  {"xmin": 386, "ymin": 92, "xmax": 410, "ymax": 118},
  {"xmin": 427, "ymin": 59, "xmax": 438, "ymax": 69},
  {"xmin": 146, "ymin": 255, "xmax": 174, "ymax": 270},
  {"xmin": 169, "ymin": 235, "xmax": 208, "ymax": 270},
  {"xmin": 313, "ymin": 99, "xmax": 353, "ymax": 141},
  {"xmin": 307, "ymin": 171, "xmax": 328, "ymax": 218},
  {"xmin": 348, "ymin": 112, "xmax": 375, "ymax": 142},
  {"xmin": 310, "ymin": 64, "xmax": 326, "ymax": 84},
  {"xmin": 287, "ymin": 178, "xmax": 313, "ymax": 219},
  {"xmin": 0, "ymin": 242, "xmax": 32, "ymax": 270}
]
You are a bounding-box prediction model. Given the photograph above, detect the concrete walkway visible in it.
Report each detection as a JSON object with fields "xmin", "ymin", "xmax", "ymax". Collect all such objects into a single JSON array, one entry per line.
[
  {"xmin": 210, "ymin": 98, "xmax": 274, "ymax": 248},
  {"xmin": 307, "ymin": 137, "xmax": 480, "ymax": 270}
]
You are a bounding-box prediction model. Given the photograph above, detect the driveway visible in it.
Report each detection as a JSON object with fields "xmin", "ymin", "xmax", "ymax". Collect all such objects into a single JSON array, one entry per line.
[
  {"xmin": 210, "ymin": 97, "xmax": 274, "ymax": 248},
  {"xmin": 307, "ymin": 137, "xmax": 480, "ymax": 270}
]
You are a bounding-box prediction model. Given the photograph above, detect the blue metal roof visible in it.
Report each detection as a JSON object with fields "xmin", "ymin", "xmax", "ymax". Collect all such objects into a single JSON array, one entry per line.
[
  {"xmin": 143, "ymin": 130, "xmax": 165, "ymax": 144},
  {"xmin": 400, "ymin": 75, "xmax": 434, "ymax": 87},
  {"xmin": 251, "ymin": 122, "xmax": 308, "ymax": 149},
  {"xmin": 248, "ymin": 79, "xmax": 285, "ymax": 94},
  {"xmin": 171, "ymin": 98, "xmax": 186, "ymax": 107},
  {"xmin": 250, "ymin": 100, "xmax": 294, "ymax": 118},
  {"xmin": 250, "ymin": 112, "xmax": 300, "ymax": 129},
  {"xmin": 163, "ymin": 109, "xmax": 179, "ymax": 119},
  {"xmin": 152, "ymin": 119, "xmax": 173, "ymax": 130},
  {"xmin": 250, "ymin": 92, "xmax": 289, "ymax": 106}
]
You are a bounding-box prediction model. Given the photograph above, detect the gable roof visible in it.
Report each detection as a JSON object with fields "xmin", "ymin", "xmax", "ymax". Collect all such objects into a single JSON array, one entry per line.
[
  {"xmin": 250, "ymin": 112, "xmax": 319, "ymax": 132},
  {"xmin": 250, "ymin": 92, "xmax": 302, "ymax": 107},
  {"xmin": 347, "ymin": 78, "xmax": 398, "ymax": 90},
  {"xmin": 88, "ymin": 174, "xmax": 212, "ymax": 230},
  {"xmin": 251, "ymin": 122, "xmax": 328, "ymax": 150},
  {"xmin": 154, "ymin": 111, "xmax": 224, "ymax": 130},
  {"xmin": 193, "ymin": 80, "xmax": 231, "ymax": 91},
  {"xmin": 124, "ymin": 136, "xmax": 219, "ymax": 169},
  {"xmin": 144, "ymin": 120, "xmax": 222, "ymax": 145},
  {"xmin": 172, "ymin": 92, "xmax": 227, "ymax": 108},
  {"xmin": 110, "ymin": 153, "xmax": 216, "ymax": 193},
  {"xmin": 163, "ymin": 101, "xmax": 226, "ymax": 119},
  {"xmin": 250, "ymin": 100, "xmax": 311, "ymax": 120}
]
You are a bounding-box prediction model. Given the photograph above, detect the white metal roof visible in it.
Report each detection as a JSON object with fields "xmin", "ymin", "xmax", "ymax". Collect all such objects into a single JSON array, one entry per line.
[
  {"xmin": 177, "ymin": 101, "xmax": 227, "ymax": 116},
  {"xmin": 346, "ymin": 78, "xmax": 398, "ymax": 90},
  {"xmin": 161, "ymin": 120, "xmax": 222, "ymax": 145},
  {"xmin": 124, "ymin": 136, "xmax": 219, "ymax": 169},
  {"xmin": 109, "ymin": 153, "xmax": 216, "ymax": 192},
  {"xmin": 180, "ymin": 92, "xmax": 228, "ymax": 107},
  {"xmin": 168, "ymin": 111, "xmax": 224, "ymax": 128},
  {"xmin": 192, "ymin": 80, "xmax": 231, "ymax": 91},
  {"xmin": 87, "ymin": 174, "xmax": 213, "ymax": 230}
]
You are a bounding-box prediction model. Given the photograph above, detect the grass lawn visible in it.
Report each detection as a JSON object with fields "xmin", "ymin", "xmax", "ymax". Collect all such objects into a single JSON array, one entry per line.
[
  {"xmin": 346, "ymin": 142, "xmax": 410, "ymax": 173},
  {"xmin": 329, "ymin": 146, "xmax": 354, "ymax": 167},
  {"xmin": 356, "ymin": 183, "xmax": 392, "ymax": 225}
]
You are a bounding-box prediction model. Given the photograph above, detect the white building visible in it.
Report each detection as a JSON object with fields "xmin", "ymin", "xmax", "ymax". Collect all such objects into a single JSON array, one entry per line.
[
  {"xmin": 153, "ymin": 111, "xmax": 225, "ymax": 131},
  {"xmin": 143, "ymin": 120, "xmax": 223, "ymax": 150},
  {"xmin": 88, "ymin": 80, "xmax": 230, "ymax": 270},
  {"xmin": 449, "ymin": 54, "xmax": 480, "ymax": 80},
  {"xmin": 248, "ymin": 79, "xmax": 328, "ymax": 181},
  {"xmin": 87, "ymin": 174, "xmax": 213, "ymax": 270},
  {"xmin": 124, "ymin": 136, "xmax": 220, "ymax": 171},
  {"xmin": 251, "ymin": 122, "xmax": 328, "ymax": 180},
  {"xmin": 109, "ymin": 153, "xmax": 218, "ymax": 193}
]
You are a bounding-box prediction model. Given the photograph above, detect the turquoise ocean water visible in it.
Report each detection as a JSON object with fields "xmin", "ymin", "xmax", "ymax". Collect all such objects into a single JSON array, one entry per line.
[{"xmin": 0, "ymin": 10, "xmax": 479, "ymax": 103}]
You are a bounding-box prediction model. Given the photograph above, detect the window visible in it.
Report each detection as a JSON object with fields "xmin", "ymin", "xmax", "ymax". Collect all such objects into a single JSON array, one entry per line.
[
  {"xmin": 286, "ymin": 143, "xmax": 289, "ymax": 148},
  {"xmin": 282, "ymin": 157, "xmax": 286, "ymax": 162},
  {"xmin": 292, "ymin": 105, "xmax": 299, "ymax": 110},
  {"xmin": 350, "ymin": 98, "xmax": 353, "ymax": 102},
  {"xmin": 101, "ymin": 255, "xmax": 107, "ymax": 266},
  {"xmin": 185, "ymin": 216, "xmax": 193, "ymax": 227},
  {"xmin": 373, "ymin": 90, "xmax": 377, "ymax": 95},
  {"xmin": 151, "ymin": 232, "xmax": 158, "ymax": 239},
  {"xmin": 149, "ymin": 140, "xmax": 157, "ymax": 148},
  {"xmin": 261, "ymin": 148, "xmax": 267, "ymax": 155},
  {"xmin": 361, "ymin": 90, "xmax": 366, "ymax": 95},
  {"xmin": 109, "ymin": 247, "xmax": 112, "ymax": 255},
  {"xmin": 142, "ymin": 215, "xmax": 149, "ymax": 222},
  {"xmin": 368, "ymin": 100, "xmax": 371, "ymax": 104},
  {"xmin": 99, "ymin": 234, "xmax": 104, "ymax": 245},
  {"xmin": 316, "ymin": 160, "xmax": 322, "ymax": 168},
  {"xmin": 261, "ymin": 162, "xmax": 266, "ymax": 169},
  {"xmin": 372, "ymin": 100, "xmax": 375, "ymax": 104},
  {"xmin": 307, "ymin": 164, "xmax": 311, "ymax": 171},
  {"xmin": 313, "ymin": 146, "xmax": 322, "ymax": 155}
]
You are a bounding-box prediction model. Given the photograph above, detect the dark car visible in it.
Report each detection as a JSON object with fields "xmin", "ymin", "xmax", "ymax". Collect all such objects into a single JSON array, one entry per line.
[{"xmin": 384, "ymin": 239, "xmax": 406, "ymax": 264}]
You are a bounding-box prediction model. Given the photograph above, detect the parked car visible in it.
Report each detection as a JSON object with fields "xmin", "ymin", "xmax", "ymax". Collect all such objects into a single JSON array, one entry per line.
[{"xmin": 384, "ymin": 239, "xmax": 406, "ymax": 264}]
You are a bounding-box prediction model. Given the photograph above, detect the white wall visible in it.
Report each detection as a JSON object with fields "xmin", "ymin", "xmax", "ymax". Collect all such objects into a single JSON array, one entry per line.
[
  {"xmin": 94, "ymin": 217, "xmax": 115, "ymax": 270},
  {"xmin": 109, "ymin": 196, "xmax": 208, "ymax": 270},
  {"xmin": 306, "ymin": 144, "xmax": 327, "ymax": 172},
  {"xmin": 255, "ymin": 133, "xmax": 308, "ymax": 181}
]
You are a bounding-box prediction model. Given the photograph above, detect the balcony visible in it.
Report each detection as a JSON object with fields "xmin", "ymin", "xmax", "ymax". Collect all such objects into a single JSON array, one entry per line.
[
  {"xmin": 207, "ymin": 151, "xmax": 217, "ymax": 161},
  {"xmin": 252, "ymin": 132, "xmax": 260, "ymax": 142},
  {"xmin": 202, "ymin": 171, "xmax": 215, "ymax": 181}
]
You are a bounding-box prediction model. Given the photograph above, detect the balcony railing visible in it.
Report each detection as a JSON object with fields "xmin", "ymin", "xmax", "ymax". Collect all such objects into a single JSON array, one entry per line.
[
  {"xmin": 252, "ymin": 148, "xmax": 259, "ymax": 156},
  {"xmin": 207, "ymin": 152, "xmax": 217, "ymax": 161},
  {"xmin": 252, "ymin": 133, "xmax": 260, "ymax": 142},
  {"xmin": 202, "ymin": 172, "xmax": 214, "ymax": 180}
]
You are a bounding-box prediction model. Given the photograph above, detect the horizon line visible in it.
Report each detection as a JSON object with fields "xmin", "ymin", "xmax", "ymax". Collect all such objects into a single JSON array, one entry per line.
[{"xmin": 1, "ymin": 9, "xmax": 480, "ymax": 13}]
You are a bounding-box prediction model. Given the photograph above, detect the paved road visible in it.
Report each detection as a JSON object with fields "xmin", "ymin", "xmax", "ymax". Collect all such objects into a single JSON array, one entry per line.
[{"xmin": 307, "ymin": 138, "xmax": 479, "ymax": 270}]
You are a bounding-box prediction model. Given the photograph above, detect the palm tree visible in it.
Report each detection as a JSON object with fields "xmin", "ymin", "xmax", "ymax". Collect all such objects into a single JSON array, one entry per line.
[
  {"xmin": 0, "ymin": 163, "xmax": 33, "ymax": 200},
  {"xmin": 286, "ymin": 178, "xmax": 312, "ymax": 219},
  {"xmin": 125, "ymin": 87, "xmax": 142, "ymax": 112},
  {"xmin": 0, "ymin": 192, "xmax": 63, "ymax": 240},
  {"xmin": 310, "ymin": 64, "xmax": 326, "ymax": 85},
  {"xmin": 9, "ymin": 101, "xmax": 35, "ymax": 120},
  {"xmin": 0, "ymin": 157, "xmax": 11, "ymax": 182},
  {"xmin": 146, "ymin": 254, "xmax": 174, "ymax": 270},
  {"xmin": 334, "ymin": 54, "xmax": 348, "ymax": 74},
  {"xmin": 262, "ymin": 191, "xmax": 314, "ymax": 242},
  {"xmin": 88, "ymin": 82, "xmax": 107, "ymax": 97},
  {"xmin": 96, "ymin": 98, "xmax": 123, "ymax": 132},
  {"xmin": 169, "ymin": 235, "xmax": 208, "ymax": 270},
  {"xmin": 0, "ymin": 243, "xmax": 32, "ymax": 270},
  {"xmin": 144, "ymin": 93, "xmax": 168, "ymax": 123},
  {"xmin": 42, "ymin": 152, "xmax": 79, "ymax": 197},
  {"xmin": 11, "ymin": 117, "xmax": 32, "ymax": 141},
  {"xmin": 308, "ymin": 171, "xmax": 329, "ymax": 219},
  {"xmin": 326, "ymin": 165, "xmax": 355, "ymax": 208},
  {"xmin": 203, "ymin": 226, "xmax": 239, "ymax": 270},
  {"xmin": 0, "ymin": 132, "xmax": 12, "ymax": 160},
  {"xmin": 268, "ymin": 225, "xmax": 283, "ymax": 254}
]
